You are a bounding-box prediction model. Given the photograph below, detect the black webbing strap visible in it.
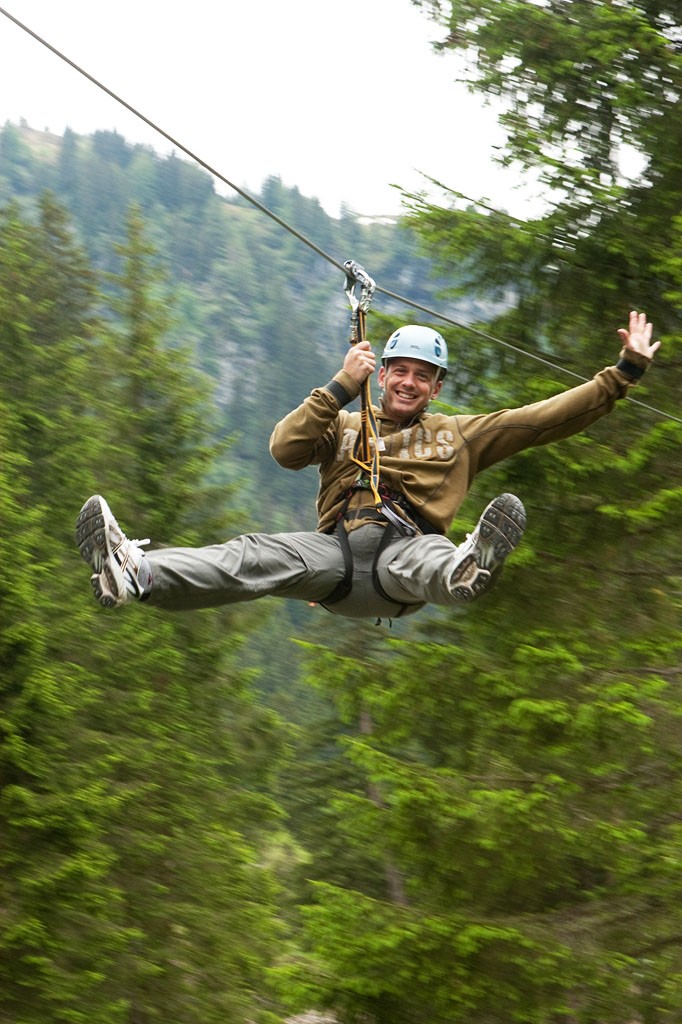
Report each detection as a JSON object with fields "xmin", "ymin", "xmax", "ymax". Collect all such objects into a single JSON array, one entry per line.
[
  {"xmin": 370, "ymin": 522, "xmax": 410, "ymax": 617},
  {"xmin": 319, "ymin": 517, "xmax": 412, "ymax": 617},
  {"xmin": 319, "ymin": 520, "xmax": 355, "ymax": 608},
  {"xmin": 318, "ymin": 473, "xmax": 443, "ymax": 608}
]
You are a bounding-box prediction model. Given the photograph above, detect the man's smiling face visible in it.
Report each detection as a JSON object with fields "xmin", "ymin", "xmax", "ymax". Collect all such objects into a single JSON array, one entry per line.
[{"xmin": 378, "ymin": 357, "xmax": 443, "ymax": 425}]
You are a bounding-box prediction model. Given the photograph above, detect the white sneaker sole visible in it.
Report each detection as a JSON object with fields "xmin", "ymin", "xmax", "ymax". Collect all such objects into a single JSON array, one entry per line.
[
  {"xmin": 451, "ymin": 494, "xmax": 526, "ymax": 601},
  {"xmin": 75, "ymin": 495, "xmax": 127, "ymax": 607}
]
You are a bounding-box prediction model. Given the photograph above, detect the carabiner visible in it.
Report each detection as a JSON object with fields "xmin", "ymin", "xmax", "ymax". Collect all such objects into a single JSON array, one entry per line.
[{"xmin": 343, "ymin": 259, "xmax": 376, "ymax": 314}]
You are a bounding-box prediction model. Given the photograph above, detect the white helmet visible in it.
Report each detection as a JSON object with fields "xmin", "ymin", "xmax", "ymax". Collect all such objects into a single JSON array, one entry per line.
[{"xmin": 382, "ymin": 325, "xmax": 448, "ymax": 379}]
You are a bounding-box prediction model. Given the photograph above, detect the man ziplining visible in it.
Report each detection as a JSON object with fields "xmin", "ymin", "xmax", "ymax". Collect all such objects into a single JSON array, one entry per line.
[{"xmin": 76, "ymin": 306, "xmax": 659, "ymax": 621}]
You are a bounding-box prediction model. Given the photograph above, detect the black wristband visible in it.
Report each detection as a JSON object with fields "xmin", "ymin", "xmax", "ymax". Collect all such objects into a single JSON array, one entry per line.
[
  {"xmin": 325, "ymin": 379, "xmax": 354, "ymax": 406},
  {"xmin": 616, "ymin": 357, "xmax": 646, "ymax": 380}
]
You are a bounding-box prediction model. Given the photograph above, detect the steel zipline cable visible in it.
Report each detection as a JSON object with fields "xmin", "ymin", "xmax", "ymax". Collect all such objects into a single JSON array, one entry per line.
[{"xmin": 1, "ymin": 5, "xmax": 680, "ymax": 425}]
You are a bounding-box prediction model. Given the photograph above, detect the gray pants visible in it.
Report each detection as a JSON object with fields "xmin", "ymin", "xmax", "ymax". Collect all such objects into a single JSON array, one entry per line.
[{"xmin": 146, "ymin": 523, "xmax": 473, "ymax": 620}]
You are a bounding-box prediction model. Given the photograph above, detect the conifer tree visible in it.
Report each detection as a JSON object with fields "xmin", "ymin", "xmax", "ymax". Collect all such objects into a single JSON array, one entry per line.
[
  {"xmin": 72, "ymin": 205, "xmax": 284, "ymax": 1024},
  {"xmin": 0, "ymin": 198, "xmax": 284, "ymax": 1023},
  {"xmin": 0, "ymin": 198, "xmax": 130, "ymax": 1024},
  {"xmin": 276, "ymin": 3, "xmax": 682, "ymax": 1020}
]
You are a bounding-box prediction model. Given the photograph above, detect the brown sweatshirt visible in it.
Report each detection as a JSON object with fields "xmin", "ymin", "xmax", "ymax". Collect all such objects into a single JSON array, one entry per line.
[{"xmin": 269, "ymin": 354, "xmax": 648, "ymax": 535}]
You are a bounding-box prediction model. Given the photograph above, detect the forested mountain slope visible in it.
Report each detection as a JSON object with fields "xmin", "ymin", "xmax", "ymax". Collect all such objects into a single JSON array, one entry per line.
[{"xmin": 0, "ymin": 119, "xmax": 482, "ymax": 529}]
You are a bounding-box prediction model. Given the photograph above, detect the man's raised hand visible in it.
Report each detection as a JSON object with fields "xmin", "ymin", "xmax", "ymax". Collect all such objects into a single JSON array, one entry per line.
[{"xmin": 618, "ymin": 310, "xmax": 660, "ymax": 360}]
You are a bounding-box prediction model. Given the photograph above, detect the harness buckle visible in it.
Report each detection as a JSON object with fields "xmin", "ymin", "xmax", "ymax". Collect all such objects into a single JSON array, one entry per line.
[{"xmin": 378, "ymin": 501, "xmax": 417, "ymax": 537}]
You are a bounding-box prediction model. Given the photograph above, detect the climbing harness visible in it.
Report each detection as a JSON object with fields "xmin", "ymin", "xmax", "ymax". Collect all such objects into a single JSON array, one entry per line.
[{"xmin": 321, "ymin": 263, "xmax": 440, "ymax": 615}]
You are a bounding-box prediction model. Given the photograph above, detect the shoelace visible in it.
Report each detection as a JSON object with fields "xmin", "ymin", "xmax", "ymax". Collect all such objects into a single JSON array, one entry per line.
[
  {"xmin": 114, "ymin": 537, "xmax": 150, "ymax": 572},
  {"xmin": 116, "ymin": 538, "xmax": 151, "ymax": 598}
]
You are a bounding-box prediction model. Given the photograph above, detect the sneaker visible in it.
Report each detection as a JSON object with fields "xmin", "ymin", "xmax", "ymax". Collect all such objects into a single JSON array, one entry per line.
[
  {"xmin": 76, "ymin": 495, "xmax": 152, "ymax": 608},
  {"xmin": 450, "ymin": 493, "xmax": 526, "ymax": 601}
]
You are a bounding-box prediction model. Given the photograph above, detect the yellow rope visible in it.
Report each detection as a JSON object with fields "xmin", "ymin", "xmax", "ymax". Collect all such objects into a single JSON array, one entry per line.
[{"xmin": 350, "ymin": 308, "xmax": 383, "ymax": 507}]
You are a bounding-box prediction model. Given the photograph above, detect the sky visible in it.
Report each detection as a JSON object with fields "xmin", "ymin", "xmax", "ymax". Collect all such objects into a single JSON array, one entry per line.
[{"xmin": 0, "ymin": 0, "xmax": 541, "ymax": 220}]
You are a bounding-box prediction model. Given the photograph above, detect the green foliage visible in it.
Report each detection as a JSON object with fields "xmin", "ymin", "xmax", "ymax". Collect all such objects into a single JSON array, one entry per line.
[
  {"xmin": 3, "ymin": 74, "xmax": 682, "ymax": 1022},
  {"xmin": 280, "ymin": 602, "xmax": 682, "ymax": 1021},
  {"xmin": 0, "ymin": 199, "xmax": 284, "ymax": 1022},
  {"xmin": 0, "ymin": 199, "xmax": 128, "ymax": 1023},
  {"xmin": 279, "ymin": 3, "xmax": 682, "ymax": 1021},
  {"xmin": 282, "ymin": 883, "xmax": 597, "ymax": 1024},
  {"xmin": 417, "ymin": 0, "xmax": 679, "ymax": 195}
]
